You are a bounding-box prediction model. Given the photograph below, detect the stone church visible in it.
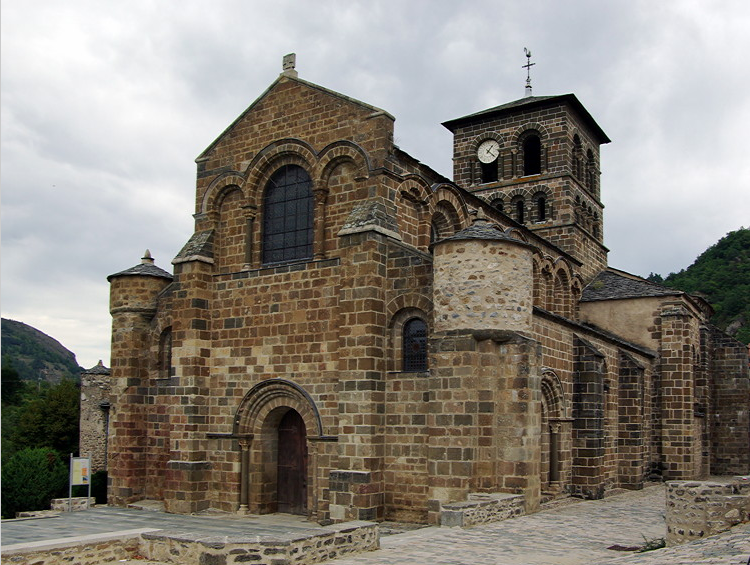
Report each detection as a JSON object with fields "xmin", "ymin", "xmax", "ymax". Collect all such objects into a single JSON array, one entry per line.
[{"xmin": 104, "ymin": 55, "xmax": 749, "ymax": 524}]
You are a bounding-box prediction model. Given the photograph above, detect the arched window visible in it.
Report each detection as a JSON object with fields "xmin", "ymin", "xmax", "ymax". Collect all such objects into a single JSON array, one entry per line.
[
  {"xmin": 586, "ymin": 149, "xmax": 596, "ymax": 192},
  {"xmin": 535, "ymin": 194, "xmax": 547, "ymax": 222},
  {"xmin": 481, "ymin": 160, "xmax": 498, "ymax": 184},
  {"xmin": 523, "ymin": 135, "xmax": 542, "ymax": 175},
  {"xmin": 262, "ymin": 165, "xmax": 313, "ymax": 265},
  {"xmin": 491, "ymin": 198, "xmax": 504, "ymax": 213},
  {"xmin": 431, "ymin": 203, "xmax": 461, "ymax": 244},
  {"xmin": 403, "ymin": 318, "xmax": 427, "ymax": 372},
  {"xmin": 572, "ymin": 134, "xmax": 583, "ymax": 178},
  {"xmin": 513, "ymin": 198, "xmax": 525, "ymax": 224}
]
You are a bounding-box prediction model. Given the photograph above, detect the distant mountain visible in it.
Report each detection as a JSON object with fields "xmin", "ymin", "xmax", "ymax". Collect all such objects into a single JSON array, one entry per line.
[
  {"xmin": 647, "ymin": 227, "xmax": 750, "ymax": 344},
  {"xmin": 1, "ymin": 319, "xmax": 82, "ymax": 383}
]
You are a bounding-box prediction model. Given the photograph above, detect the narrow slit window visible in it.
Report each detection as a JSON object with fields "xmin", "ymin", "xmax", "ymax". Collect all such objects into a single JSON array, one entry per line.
[{"xmin": 537, "ymin": 196, "xmax": 547, "ymax": 221}]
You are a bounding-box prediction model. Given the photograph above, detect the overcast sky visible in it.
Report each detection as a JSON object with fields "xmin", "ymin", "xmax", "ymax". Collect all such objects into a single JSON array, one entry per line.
[{"xmin": 2, "ymin": 0, "xmax": 749, "ymax": 368}]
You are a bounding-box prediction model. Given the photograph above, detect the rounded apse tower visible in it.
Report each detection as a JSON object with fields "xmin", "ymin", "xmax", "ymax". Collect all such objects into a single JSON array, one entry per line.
[
  {"xmin": 432, "ymin": 211, "xmax": 535, "ymax": 333},
  {"xmin": 108, "ymin": 250, "xmax": 174, "ymax": 316},
  {"xmin": 106, "ymin": 250, "xmax": 173, "ymax": 505}
]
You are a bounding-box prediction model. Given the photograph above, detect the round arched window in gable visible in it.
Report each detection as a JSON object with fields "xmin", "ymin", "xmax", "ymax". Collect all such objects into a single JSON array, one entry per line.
[
  {"xmin": 262, "ymin": 165, "xmax": 313, "ymax": 265},
  {"xmin": 403, "ymin": 318, "xmax": 428, "ymax": 372}
]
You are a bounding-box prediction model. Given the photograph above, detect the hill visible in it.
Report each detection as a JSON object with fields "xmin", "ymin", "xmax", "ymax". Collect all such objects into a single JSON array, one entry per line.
[
  {"xmin": 1, "ymin": 318, "xmax": 82, "ymax": 383},
  {"xmin": 647, "ymin": 227, "xmax": 750, "ymax": 344}
]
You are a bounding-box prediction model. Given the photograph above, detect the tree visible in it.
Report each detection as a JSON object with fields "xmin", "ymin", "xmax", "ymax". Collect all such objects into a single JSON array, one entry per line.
[
  {"xmin": 12, "ymin": 379, "xmax": 80, "ymax": 455},
  {"xmin": 1, "ymin": 363, "xmax": 24, "ymax": 405},
  {"xmin": 1, "ymin": 448, "xmax": 68, "ymax": 518}
]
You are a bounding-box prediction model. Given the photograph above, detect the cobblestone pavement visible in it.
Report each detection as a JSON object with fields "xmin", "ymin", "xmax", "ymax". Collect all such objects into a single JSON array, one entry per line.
[
  {"xmin": 5, "ymin": 485, "xmax": 749, "ymax": 565},
  {"xmin": 322, "ymin": 485, "xmax": 750, "ymax": 565}
]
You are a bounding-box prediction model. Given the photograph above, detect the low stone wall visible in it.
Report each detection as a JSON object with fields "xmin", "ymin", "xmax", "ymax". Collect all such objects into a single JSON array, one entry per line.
[
  {"xmin": 139, "ymin": 520, "xmax": 379, "ymax": 564},
  {"xmin": 1, "ymin": 530, "xmax": 146, "ymax": 565},
  {"xmin": 440, "ymin": 492, "xmax": 526, "ymax": 527},
  {"xmin": 666, "ymin": 476, "xmax": 750, "ymax": 546},
  {"xmin": 50, "ymin": 497, "xmax": 95, "ymax": 512},
  {"xmin": 2, "ymin": 521, "xmax": 378, "ymax": 565}
]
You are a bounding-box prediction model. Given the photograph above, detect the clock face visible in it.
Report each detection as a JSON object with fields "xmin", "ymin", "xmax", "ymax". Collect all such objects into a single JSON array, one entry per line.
[{"xmin": 478, "ymin": 139, "xmax": 500, "ymax": 163}]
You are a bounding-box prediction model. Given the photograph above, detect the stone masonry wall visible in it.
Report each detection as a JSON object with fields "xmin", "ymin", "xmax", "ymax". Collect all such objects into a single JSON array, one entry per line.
[
  {"xmin": 666, "ymin": 477, "xmax": 750, "ymax": 545},
  {"xmin": 432, "ymin": 238, "xmax": 533, "ymax": 333},
  {"xmin": 708, "ymin": 326, "xmax": 750, "ymax": 475},
  {"xmin": 79, "ymin": 367, "xmax": 110, "ymax": 472}
]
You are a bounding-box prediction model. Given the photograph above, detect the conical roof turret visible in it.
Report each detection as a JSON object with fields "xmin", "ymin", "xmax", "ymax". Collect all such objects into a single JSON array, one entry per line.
[{"xmin": 107, "ymin": 250, "xmax": 174, "ymax": 282}]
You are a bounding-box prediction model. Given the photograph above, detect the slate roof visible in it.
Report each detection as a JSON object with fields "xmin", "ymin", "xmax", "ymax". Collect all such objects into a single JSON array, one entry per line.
[
  {"xmin": 338, "ymin": 200, "xmax": 400, "ymax": 239},
  {"xmin": 442, "ymin": 93, "xmax": 610, "ymax": 144},
  {"xmin": 107, "ymin": 252, "xmax": 174, "ymax": 282},
  {"xmin": 173, "ymin": 230, "xmax": 215, "ymax": 263},
  {"xmin": 581, "ymin": 269, "xmax": 682, "ymax": 302},
  {"xmin": 437, "ymin": 213, "xmax": 532, "ymax": 247}
]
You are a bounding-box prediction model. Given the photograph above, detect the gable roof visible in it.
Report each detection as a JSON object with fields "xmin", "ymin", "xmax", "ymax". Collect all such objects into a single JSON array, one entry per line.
[
  {"xmin": 442, "ymin": 94, "xmax": 610, "ymax": 144},
  {"xmin": 196, "ymin": 75, "xmax": 394, "ymax": 162},
  {"xmin": 581, "ymin": 269, "xmax": 682, "ymax": 302}
]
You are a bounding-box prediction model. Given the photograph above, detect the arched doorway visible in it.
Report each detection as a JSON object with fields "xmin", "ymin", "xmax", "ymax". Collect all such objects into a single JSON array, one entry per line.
[{"xmin": 277, "ymin": 409, "xmax": 307, "ymax": 514}]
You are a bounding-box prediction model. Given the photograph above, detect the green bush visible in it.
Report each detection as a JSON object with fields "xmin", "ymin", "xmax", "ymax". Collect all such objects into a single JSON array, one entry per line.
[{"xmin": 1, "ymin": 448, "xmax": 68, "ymax": 518}]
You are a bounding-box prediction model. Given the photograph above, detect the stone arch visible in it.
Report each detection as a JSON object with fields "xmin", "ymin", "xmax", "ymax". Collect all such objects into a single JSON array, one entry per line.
[
  {"xmin": 552, "ymin": 261, "xmax": 573, "ymax": 318},
  {"xmin": 468, "ymin": 132, "xmax": 506, "ymax": 184},
  {"xmin": 430, "ymin": 184, "xmax": 470, "ymax": 226},
  {"xmin": 312, "ymin": 143, "xmax": 370, "ymax": 261},
  {"xmin": 243, "ymin": 146, "xmax": 317, "ymax": 267},
  {"xmin": 512, "ymin": 122, "xmax": 550, "ymax": 142},
  {"xmin": 396, "ymin": 176, "xmax": 431, "ymax": 249},
  {"xmin": 503, "ymin": 226, "xmax": 529, "ymax": 243},
  {"xmin": 572, "ymin": 133, "xmax": 583, "ymax": 179},
  {"xmin": 201, "ymin": 172, "xmax": 246, "ymax": 217},
  {"xmin": 540, "ymin": 369, "xmax": 570, "ymax": 495},
  {"xmin": 387, "ymin": 304, "xmax": 431, "ymax": 373},
  {"xmin": 513, "ymin": 124, "xmax": 550, "ymax": 176},
  {"xmin": 468, "ymin": 131, "xmax": 506, "ymax": 155},
  {"xmin": 532, "ymin": 188, "xmax": 552, "ymax": 223},
  {"xmin": 314, "ymin": 141, "xmax": 371, "ymax": 184},
  {"xmin": 234, "ymin": 379, "xmax": 324, "ymax": 437},
  {"xmin": 430, "ymin": 200, "xmax": 462, "ymax": 243},
  {"xmin": 243, "ymin": 139, "xmax": 318, "ymax": 209},
  {"xmin": 511, "ymin": 195, "xmax": 527, "ymax": 224},
  {"xmin": 233, "ymin": 379, "xmax": 324, "ymax": 516},
  {"xmin": 215, "ymin": 185, "xmax": 246, "ymax": 272}
]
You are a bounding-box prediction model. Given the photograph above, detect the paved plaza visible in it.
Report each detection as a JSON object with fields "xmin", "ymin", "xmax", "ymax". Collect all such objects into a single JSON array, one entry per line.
[{"xmin": 2, "ymin": 485, "xmax": 748, "ymax": 564}]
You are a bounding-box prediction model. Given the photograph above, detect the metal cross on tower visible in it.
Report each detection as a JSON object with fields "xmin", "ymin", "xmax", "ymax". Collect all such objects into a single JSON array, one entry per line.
[{"xmin": 523, "ymin": 48, "xmax": 535, "ymax": 97}]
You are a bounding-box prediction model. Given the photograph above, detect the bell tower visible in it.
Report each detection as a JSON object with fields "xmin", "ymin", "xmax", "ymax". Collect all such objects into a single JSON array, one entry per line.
[{"xmin": 442, "ymin": 84, "xmax": 611, "ymax": 281}]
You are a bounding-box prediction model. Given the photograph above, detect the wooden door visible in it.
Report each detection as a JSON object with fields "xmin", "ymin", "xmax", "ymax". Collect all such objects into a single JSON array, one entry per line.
[{"xmin": 277, "ymin": 409, "xmax": 307, "ymax": 514}]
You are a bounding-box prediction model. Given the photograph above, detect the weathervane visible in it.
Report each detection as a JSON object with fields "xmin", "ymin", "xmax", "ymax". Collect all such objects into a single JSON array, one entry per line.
[{"xmin": 523, "ymin": 47, "xmax": 535, "ymax": 97}]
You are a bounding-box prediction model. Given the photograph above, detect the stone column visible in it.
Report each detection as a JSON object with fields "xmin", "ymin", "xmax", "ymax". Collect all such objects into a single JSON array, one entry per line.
[
  {"xmin": 313, "ymin": 189, "xmax": 328, "ymax": 260},
  {"xmin": 238, "ymin": 439, "xmax": 250, "ymax": 514}
]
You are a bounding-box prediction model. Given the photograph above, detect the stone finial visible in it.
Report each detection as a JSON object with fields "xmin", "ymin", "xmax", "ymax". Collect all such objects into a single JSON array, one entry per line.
[
  {"xmin": 470, "ymin": 208, "xmax": 490, "ymax": 224},
  {"xmin": 282, "ymin": 53, "xmax": 298, "ymax": 78},
  {"xmin": 141, "ymin": 250, "xmax": 154, "ymax": 265}
]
